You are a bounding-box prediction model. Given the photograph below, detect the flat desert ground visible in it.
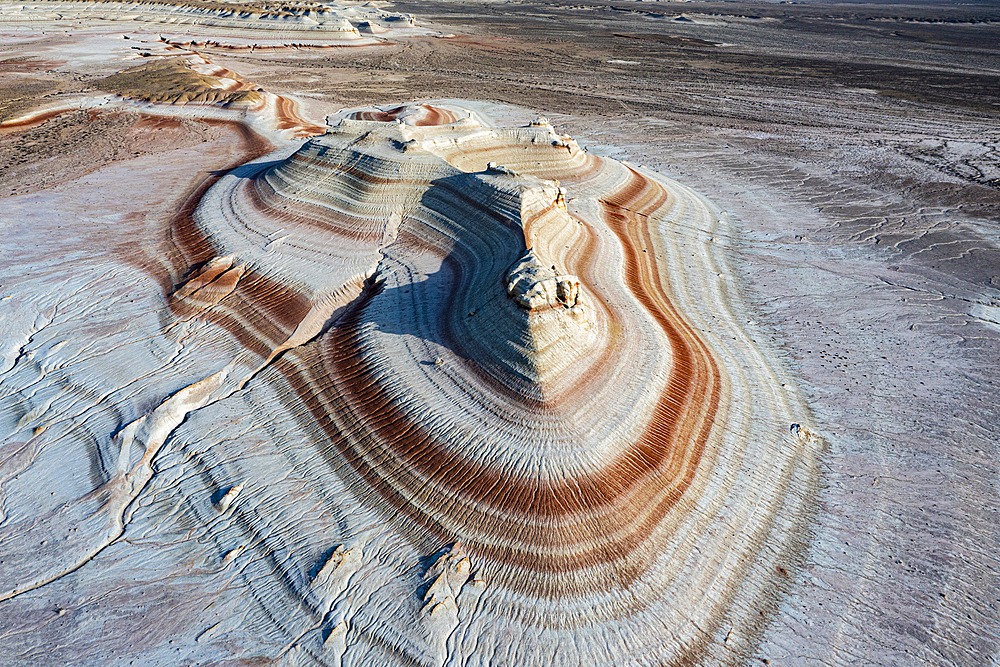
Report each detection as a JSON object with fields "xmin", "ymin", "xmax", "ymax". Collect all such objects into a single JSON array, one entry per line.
[{"xmin": 1, "ymin": 0, "xmax": 999, "ymax": 665}]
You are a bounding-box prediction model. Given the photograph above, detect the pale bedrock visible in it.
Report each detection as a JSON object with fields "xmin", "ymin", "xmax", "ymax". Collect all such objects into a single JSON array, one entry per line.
[{"xmin": 154, "ymin": 104, "xmax": 824, "ymax": 665}]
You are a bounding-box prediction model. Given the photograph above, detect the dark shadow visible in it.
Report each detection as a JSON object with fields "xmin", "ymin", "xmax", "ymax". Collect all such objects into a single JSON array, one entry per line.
[
  {"xmin": 361, "ymin": 171, "xmax": 526, "ymax": 352},
  {"xmin": 209, "ymin": 158, "xmax": 284, "ymax": 178}
]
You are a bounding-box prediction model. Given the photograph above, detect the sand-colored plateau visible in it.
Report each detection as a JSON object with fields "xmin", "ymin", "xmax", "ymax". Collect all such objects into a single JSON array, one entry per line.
[{"xmin": 1, "ymin": 0, "xmax": 999, "ymax": 665}]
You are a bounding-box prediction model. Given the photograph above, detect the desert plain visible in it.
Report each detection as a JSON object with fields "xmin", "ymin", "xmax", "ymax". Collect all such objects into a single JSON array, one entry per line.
[{"xmin": 1, "ymin": 0, "xmax": 999, "ymax": 665}]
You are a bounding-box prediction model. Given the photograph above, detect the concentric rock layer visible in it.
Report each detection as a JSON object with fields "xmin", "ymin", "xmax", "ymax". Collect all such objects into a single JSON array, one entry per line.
[{"xmin": 164, "ymin": 104, "xmax": 823, "ymax": 665}]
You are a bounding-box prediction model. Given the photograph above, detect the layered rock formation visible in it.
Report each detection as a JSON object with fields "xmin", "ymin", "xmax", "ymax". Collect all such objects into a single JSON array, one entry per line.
[
  {"xmin": 154, "ymin": 105, "xmax": 822, "ymax": 664},
  {"xmin": 99, "ymin": 56, "xmax": 264, "ymax": 105},
  {"xmin": 3, "ymin": 0, "xmax": 999, "ymax": 660},
  {"xmin": 0, "ymin": 0, "xmax": 419, "ymax": 47}
]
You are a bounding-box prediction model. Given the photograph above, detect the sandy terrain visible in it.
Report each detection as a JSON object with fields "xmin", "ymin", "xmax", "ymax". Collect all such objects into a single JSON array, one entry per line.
[{"xmin": 1, "ymin": 0, "xmax": 999, "ymax": 665}]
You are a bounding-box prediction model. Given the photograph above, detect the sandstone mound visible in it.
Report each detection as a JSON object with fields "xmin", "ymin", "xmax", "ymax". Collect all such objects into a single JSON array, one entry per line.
[
  {"xmin": 157, "ymin": 104, "xmax": 822, "ymax": 664},
  {"xmin": 347, "ymin": 103, "xmax": 464, "ymax": 125},
  {"xmin": 99, "ymin": 56, "xmax": 263, "ymax": 105}
]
